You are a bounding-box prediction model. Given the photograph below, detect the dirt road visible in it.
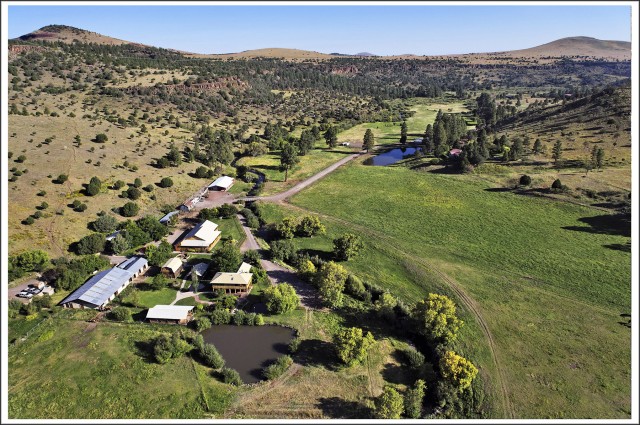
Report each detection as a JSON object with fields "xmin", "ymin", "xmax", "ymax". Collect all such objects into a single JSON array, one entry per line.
[{"xmin": 241, "ymin": 153, "xmax": 360, "ymax": 202}]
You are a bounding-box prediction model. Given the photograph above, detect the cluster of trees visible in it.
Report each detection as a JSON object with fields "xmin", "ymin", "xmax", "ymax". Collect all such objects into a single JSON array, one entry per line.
[
  {"xmin": 262, "ymin": 283, "xmax": 300, "ymax": 314},
  {"xmin": 274, "ymin": 215, "xmax": 326, "ymax": 239},
  {"xmin": 8, "ymin": 250, "xmax": 49, "ymax": 281},
  {"xmin": 47, "ymin": 255, "xmax": 111, "ymax": 291}
]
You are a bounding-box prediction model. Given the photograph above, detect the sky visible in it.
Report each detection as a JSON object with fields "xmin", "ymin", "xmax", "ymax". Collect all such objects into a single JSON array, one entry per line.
[{"xmin": 7, "ymin": 3, "xmax": 633, "ymax": 56}]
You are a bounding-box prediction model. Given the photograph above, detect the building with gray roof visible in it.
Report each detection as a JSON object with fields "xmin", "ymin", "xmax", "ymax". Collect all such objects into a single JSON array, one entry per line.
[{"xmin": 59, "ymin": 256, "xmax": 148, "ymax": 310}]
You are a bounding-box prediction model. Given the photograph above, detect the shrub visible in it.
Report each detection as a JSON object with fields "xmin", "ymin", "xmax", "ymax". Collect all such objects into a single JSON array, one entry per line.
[
  {"xmin": 374, "ymin": 386, "xmax": 404, "ymax": 419},
  {"xmin": 404, "ymin": 379, "xmax": 426, "ymax": 419},
  {"xmin": 519, "ymin": 175, "xmax": 532, "ymax": 186},
  {"xmin": 76, "ymin": 233, "xmax": 106, "ymax": 255},
  {"xmin": 270, "ymin": 239, "xmax": 296, "ymax": 262},
  {"xmin": 296, "ymin": 215, "xmax": 325, "ymax": 237},
  {"xmin": 333, "ymin": 233, "xmax": 364, "ymax": 261},
  {"xmin": 220, "ymin": 367, "xmax": 243, "ymax": 386},
  {"xmin": 153, "ymin": 333, "xmax": 191, "ymax": 364},
  {"xmin": 195, "ymin": 166, "xmax": 209, "ymax": 178},
  {"xmin": 210, "ymin": 308, "xmax": 232, "ymax": 325},
  {"xmin": 262, "ymin": 355, "xmax": 293, "ymax": 380},
  {"xmin": 199, "ymin": 342, "xmax": 225, "ymax": 369},
  {"xmin": 551, "ymin": 179, "xmax": 567, "ymax": 191},
  {"xmin": 113, "ymin": 180, "xmax": 126, "ymax": 190},
  {"xmin": 133, "ymin": 177, "xmax": 143, "ymax": 188},
  {"xmin": 243, "ymin": 249, "xmax": 261, "ymax": 267},
  {"xmin": 55, "ymin": 174, "xmax": 68, "ymax": 184},
  {"xmin": 288, "ymin": 337, "xmax": 301, "ymax": 353},
  {"xmin": 121, "ymin": 202, "xmax": 139, "ymax": 217},
  {"xmin": 217, "ymin": 203, "xmax": 237, "ymax": 218},
  {"xmin": 86, "ymin": 176, "xmax": 102, "ymax": 196},
  {"xmin": 159, "ymin": 177, "xmax": 174, "ymax": 188},
  {"xmin": 275, "ymin": 217, "xmax": 297, "ymax": 239},
  {"xmin": 254, "ymin": 313, "xmax": 265, "ymax": 326},
  {"xmin": 403, "ymin": 347, "xmax": 426, "ymax": 369},
  {"xmin": 91, "ymin": 214, "xmax": 119, "ymax": 233},
  {"xmin": 144, "ymin": 184, "xmax": 154, "ymax": 192},
  {"xmin": 38, "ymin": 201, "xmax": 49, "ymax": 210},
  {"xmin": 232, "ymin": 310, "xmax": 246, "ymax": 325},
  {"xmin": 33, "ymin": 211, "xmax": 43, "ymax": 219},
  {"xmin": 75, "ymin": 203, "xmax": 88, "ymax": 212},
  {"xmin": 244, "ymin": 312, "xmax": 257, "ymax": 325},
  {"xmin": 95, "ymin": 133, "xmax": 108, "ymax": 143},
  {"xmin": 334, "ymin": 327, "xmax": 375, "ymax": 366},
  {"xmin": 126, "ymin": 186, "xmax": 142, "ymax": 200},
  {"xmin": 194, "ymin": 316, "xmax": 212, "ymax": 332},
  {"xmin": 345, "ymin": 274, "xmax": 366, "ymax": 299},
  {"xmin": 110, "ymin": 306, "xmax": 132, "ymax": 322},
  {"xmin": 263, "ymin": 283, "xmax": 300, "ymax": 314}
]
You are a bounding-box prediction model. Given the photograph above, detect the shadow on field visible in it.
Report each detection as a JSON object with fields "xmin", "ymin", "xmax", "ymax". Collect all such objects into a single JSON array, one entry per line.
[
  {"xmin": 382, "ymin": 362, "xmax": 415, "ymax": 386},
  {"xmin": 484, "ymin": 187, "xmax": 513, "ymax": 193},
  {"xmin": 298, "ymin": 248, "xmax": 333, "ymax": 262},
  {"xmin": 134, "ymin": 340, "xmax": 156, "ymax": 363},
  {"xmin": 294, "ymin": 339, "xmax": 339, "ymax": 370},
  {"xmin": 317, "ymin": 397, "xmax": 372, "ymax": 419},
  {"xmin": 604, "ymin": 242, "xmax": 631, "ymax": 252},
  {"xmin": 562, "ymin": 214, "xmax": 631, "ymax": 237}
]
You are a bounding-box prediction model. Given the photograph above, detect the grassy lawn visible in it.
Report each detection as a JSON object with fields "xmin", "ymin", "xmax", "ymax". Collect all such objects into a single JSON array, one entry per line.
[
  {"xmin": 214, "ymin": 216, "xmax": 246, "ymax": 248},
  {"xmin": 8, "ymin": 319, "xmax": 237, "ymax": 419},
  {"xmin": 175, "ymin": 297, "xmax": 198, "ymax": 306},
  {"xmin": 278, "ymin": 160, "xmax": 631, "ymax": 419},
  {"xmin": 129, "ymin": 287, "xmax": 179, "ymax": 308},
  {"xmin": 237, "ymin": 147, "xmax": 351, "ymax": 196}
]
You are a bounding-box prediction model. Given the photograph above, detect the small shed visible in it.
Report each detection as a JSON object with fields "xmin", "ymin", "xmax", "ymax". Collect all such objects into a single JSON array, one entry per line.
[
  {"xmin": 106, "ymin": 230, "xmax": 121, "ymax": 242},
  {"xmin": 189, "ymin": 262, "xmax": 210, "ymax": 278},
  {"xmin": 208, "ymin": 176, "xmax": 234, "ymax": 191},
  {"xmin": 449, "ymin": 148, "xmax": 463, "ymax": 157},
  {"xmin": 146, "ymin": 305, "xmax": 194, "ymax": 325},
  {"xmin": 159, "ymin": 210, "xmax": 179, "ymax": 225},
  {"xmin": 237, "ymin": 262, "xmax": 253, "ymax": 274},
  {"xmin": 161, "ymin": 257, "xmax": 184, "ymax": 279}
]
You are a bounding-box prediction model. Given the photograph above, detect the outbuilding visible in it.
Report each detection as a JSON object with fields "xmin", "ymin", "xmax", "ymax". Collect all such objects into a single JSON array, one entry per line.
[
  {"xmin": 208, "ymin": 176, "xmax": 234, "ymax": 191},
  {"xmin": 159, "ymin": 210, "xmax": 179, "ymax": 225},
  {"xmin": 146, "ymin": 305, "xmax": 194, "ymax": 325},
  {"xmin": 161, "ymin": 257, "xmax": 184, "ymax": 279},
  {"xmin": 59, "ymin": 256, "xmax": 148, "ymax": 310},
  {"xmin": 174, "ymin": 220, "xmax": 222, "ymax": 252}
]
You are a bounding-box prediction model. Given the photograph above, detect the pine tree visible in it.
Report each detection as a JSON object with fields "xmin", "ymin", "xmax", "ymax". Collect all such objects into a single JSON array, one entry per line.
[
  {"xmin": 363, "ymin": 129, "xmax": 375, "ymax": 152},
  {"xmin": 400, "ymin": 121, "xmax": 408, "ymax": 144}
]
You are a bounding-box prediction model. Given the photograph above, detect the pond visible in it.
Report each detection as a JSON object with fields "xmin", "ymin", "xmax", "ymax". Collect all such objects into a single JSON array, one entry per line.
[
  {"xmin": 366, "ymin": 147, "xmax": 422, "ymax": 166},
  {"xmin": 202, "ymin": 324, "xmax": 295, "ymax": 384}
]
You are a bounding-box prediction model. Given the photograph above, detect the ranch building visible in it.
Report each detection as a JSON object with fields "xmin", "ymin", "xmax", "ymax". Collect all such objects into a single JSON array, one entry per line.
[
  {"xmin": 174, "ymin": 220, "xmax": 221, "ymax": 252},
  {"xmin": 161, "ymin": 257, "xmax": 184, "ymax": 279},
  {"xmin": 208, "ymin": 175, "xmax": 234, "ymax": 191},
  {"xmin": 146, "ymin": 305, "xmax": 194, "ymax": 325}
]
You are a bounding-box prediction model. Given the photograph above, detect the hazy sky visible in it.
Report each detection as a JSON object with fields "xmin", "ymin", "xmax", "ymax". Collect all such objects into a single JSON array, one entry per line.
[{"xmin": 7, "ymin": 4, "xmax": 632, "ymax": 55}]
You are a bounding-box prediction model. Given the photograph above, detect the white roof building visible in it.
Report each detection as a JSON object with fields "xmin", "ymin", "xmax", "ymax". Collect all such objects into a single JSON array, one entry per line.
[
  {"xmin": 176, "ymin": 220, "xmax": 222, "ymax": 251},
  {"xmin": 237, "ymin": 262, "xmax": 253, "ymax": 273},
  {"xmin": 146, "ymin": 305, "xmax": 194, "ymax": 324},
  {"xmin": 208, "ymin": 176, "xmax": 235, "ymax": 191}
]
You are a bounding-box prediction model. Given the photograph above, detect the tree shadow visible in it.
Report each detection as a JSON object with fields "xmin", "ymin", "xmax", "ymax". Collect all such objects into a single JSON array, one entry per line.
[
  {"xmin": 562, "ymin": 214, "xmax": 630, "ymax": 237},
  {"xmin": 294, "ymin": 339, "xmax": 339, "ymax": 371},
  {"xmin": 484, "ymin": 187, "xmax": 513, "ymax": 193},
  {"xmin": 604, "ymin": 242, "xmax": 631, "ymax": 252},
  {"xmin": 133, "ymin": 340, "xmax": 156, "ymax": 363},
  {"xmin": 316, "ymin": 397, "xmax": 372, "ymax": 419},
  {"xmin": 381, "ymin": 362, "xmax": 415, "ymax": 385},
  {"xmin": 298, "ymin": 248, "xmax": 333, "ymax": 262}
]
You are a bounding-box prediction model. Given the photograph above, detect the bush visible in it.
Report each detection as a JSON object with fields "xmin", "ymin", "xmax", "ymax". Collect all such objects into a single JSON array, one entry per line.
[
  {"xmin": 333, "ymin": 233, "xmax": 364, "ymax": 261},
  {"xmin": 110, "ymin": 306, "xmax": 132, "ymax": 322},
  {"xmin": 159, "ymin": 177, "xmax": 174, "ymax": 188},
  {"xmin": 244, "ymin": 312, "xmax": 257, "ymax": 325},
  {"xmin": 194, "ymin": 316, "xmax": 212, "ymax": 332},
  {"xmin": 153, "ymin": 333, "xmax": 191, "ymax": 364},
  {"xmin": 126, "ymin": 186, "xmax": 142, "ymax": 200},
  {"xmin": 198, "ymin": 342, "xmax": 225, "ymax": 369},
  {"xmin": 254, "ymin": 313, "xmax": 265, "ymax": 326},
  {"xmin": 95, "ymin": 133, "xmax": 108, "ymax": 143},
  {"xmin": 404, "ymin": 379, "xmax": 426, "ymax": 419},
  {"xmin": 76, "ymin": 233, "xmax": 106, "ymax": 255},
  {"xmin": 345, "ymin": 274, "xmax": 366, "ymax": 299},
  {"xmin": 195, "ymin": 166, "xmax": 209, "ymax": 178},
  {"xmin": 232, "ymin": 310, "xmax": 246, "ymax": 325},
  {"xmin": 86, "ymin": 176, "xmax": 102, "ymax": 196},
  {"xmin": 133, "ymin": 178, "xmax": 143, "ymax": 188},
  {"xmin": 296, "ymin": 215, "xmax": 325, "ymax": 237},
  {"xmin": 217, "ymin": 203, "xmax": 237, "ymax": 218},
  {"xmin": 288, "ymin": 337, "xmax": 301, "ymax": 353},
  {"xmin": 403, "ymin": 347, "xmax": 426, "ymax": 369},
  {"xmin": 334, "ymin": 327, "xmax": 375, "ymax": 366},
  {"xmin": 374, "ymin": 386, "xmax": 404, "ymax": 419},
  {"xmin": 220, "ymin": 367, "xmax": 243, "ymax": 386},
  {"xmin": 263, "ymin": 283, "xmax": 300, "ymax": 314},
  {"xmin": 551, "ymin": 179, "xmax": 567, "ymax": 191},
  {"xmin": 210, "ymin": 308, "xmax": 232, "ymax": 325},
  {"xmin": 144, "ymin": 184, "xmax": 154, "ymax": 192},
  {"xmin": 262, "ymin": 355, "xmax": 293, "ymax": 380},
  {"xmin": 519, "ymin": 175, "xmax": 532, "ymax": 186},
  {"xmin": 91, "ymin": 214, "xmax": 119, "ymax": 233},
  {"xmin": 243, "ymin": 249, "xmax": 261, "ymax": 267},
  {"xmin": 113, "ymin": 180, "xmax": 126, "ymax": 190},
  {"xmin": 270, "ymin": 239, "xmax": 296, "ymax": 262},
  {"xmin": 121, "ymin": 202, "xmax": 139, "ymax": 217}
]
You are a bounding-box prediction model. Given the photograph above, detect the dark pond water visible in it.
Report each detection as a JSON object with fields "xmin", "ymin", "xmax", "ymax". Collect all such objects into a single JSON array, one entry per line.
[
  {"xmin": 202, "ymin": 325, "xmax": 295, "ymax": 384},
  {"xmin": 367, "ymin": 147, "xmax": 421, "ymax": 166}
]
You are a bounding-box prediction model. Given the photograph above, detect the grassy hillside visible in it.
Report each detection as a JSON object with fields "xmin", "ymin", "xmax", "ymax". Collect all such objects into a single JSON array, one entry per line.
[{"xmin": 282, "ymin": 160, "xmax": 630, "ymax": 418}]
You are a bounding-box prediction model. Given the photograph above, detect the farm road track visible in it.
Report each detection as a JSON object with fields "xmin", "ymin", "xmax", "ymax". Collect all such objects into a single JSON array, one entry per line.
[
  {"xmin": 282, "ymin": 202, "xmax": 515, "ymax": 419},
  {"xmin": 44, "ymin": 124, "xmax": 82, "ymax": 257}
]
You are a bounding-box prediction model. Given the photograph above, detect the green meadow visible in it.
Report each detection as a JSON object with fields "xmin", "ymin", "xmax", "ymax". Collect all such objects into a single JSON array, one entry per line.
[{"xmin": 258, "ymin": 159, "xmax": 632, "ymax": 418}]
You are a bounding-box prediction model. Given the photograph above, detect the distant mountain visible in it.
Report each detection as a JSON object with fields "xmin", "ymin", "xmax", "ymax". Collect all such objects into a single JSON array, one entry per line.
[
  {"xmin": 11, "ymin": 26, "xmax": 630, "ymax": 61},
  {"xmin": 493, "ymin": 36, "xmax": 631, "ymax": 60},
  {"xmin": 16, "ymin": 24, "xmax": 137, "ymax": 46}
]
